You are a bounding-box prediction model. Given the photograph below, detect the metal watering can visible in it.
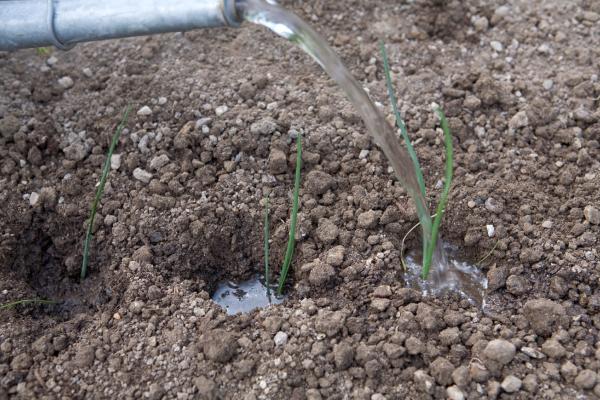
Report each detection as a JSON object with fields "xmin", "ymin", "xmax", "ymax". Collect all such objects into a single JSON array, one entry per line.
[{"xmin": 0, "ymin": 0, "xmax": 241, "ymax": 51}]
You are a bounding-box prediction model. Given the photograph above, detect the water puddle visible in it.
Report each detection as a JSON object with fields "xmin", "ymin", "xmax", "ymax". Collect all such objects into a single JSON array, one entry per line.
[
  {"xmin": 403, "ymin": 242, "xmax": 488, "ymax": 307},
  {"xmin": 212, "ymin": 275, "xmax": 285, "ymax": 315}
]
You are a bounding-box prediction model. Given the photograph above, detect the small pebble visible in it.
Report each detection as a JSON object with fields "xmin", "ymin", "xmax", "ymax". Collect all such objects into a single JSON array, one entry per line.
[
  {"xmin": 542, "ymin": 79, "xmax": 554, "ymax": 90},
  {"xmin": 486, "ymin": 224, "xmax": 495, "ymax": 238},
  {"xmin": 274, "ymin": 331, "xmax": 288, "ymax": 347},
  {"xmin": 446, "ymin": 386, "xmax": 465, "ymax": 400},
  {"xmin": 215, "ymin": 105, "xmax": 228, "ymax": 116},
  {"xmin": 58, "ymin": 76, "xmax": 74, "ymax": 89},
  {"xmin": 490, "ymin": 41, "xmax": 504, "ymax": 52},
  {"xmin": 29, "ymin": 192, "xmax": 39, "ymax": 206},
  {"xmin": 137, "ymin": 106, "xmax": 152, "ymax": 116},
  {"xmin": 110, "ymin": 154, "xmax": 121, "ymax": 170},
  {"xmin": 46, "ymin": 56, "xmax": 58, "ymax": 66},
  {"xmin": 158, "ymin": 97, "xmax": 167, "ymax": 105},
  {"xmin": 133, "ymin": 168, "xmax": 152, "ymax": 183},
  {"xmin": 501, "ymin": 375, "xmax": 522, "ymax": 393},
  {"xmin": 541, "ymin": 220, "xmax": 552, "ymax": 228}
]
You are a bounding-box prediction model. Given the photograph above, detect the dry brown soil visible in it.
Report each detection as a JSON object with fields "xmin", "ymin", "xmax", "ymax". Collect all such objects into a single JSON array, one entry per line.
[{"xmin": 1, "ymin": 0, "xmax": 599, "ymax": 399}]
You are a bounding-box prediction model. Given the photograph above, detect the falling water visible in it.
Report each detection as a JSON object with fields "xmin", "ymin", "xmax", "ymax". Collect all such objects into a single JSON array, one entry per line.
[{"xmin": 237, "ymin": 0, "xmax": 487, "ymax": 305}]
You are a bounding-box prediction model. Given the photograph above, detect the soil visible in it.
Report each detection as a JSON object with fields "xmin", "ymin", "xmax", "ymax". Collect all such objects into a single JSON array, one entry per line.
[{"xmin": 1, "ymin": 0, "xmax": 599, "ymax": 399}]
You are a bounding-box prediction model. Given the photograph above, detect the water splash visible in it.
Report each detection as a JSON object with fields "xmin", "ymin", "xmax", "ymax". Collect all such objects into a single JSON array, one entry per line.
[
  {"xmin": 212, "ymin": 275, "xmax": 285, "ymax": 315},
  {"xmin": 403, "ymin": 242, "xmax": 488, "ymax": 307},
  {"xmin": 238, "ymin": 0, "xmax": 486, "ymax": 305}
]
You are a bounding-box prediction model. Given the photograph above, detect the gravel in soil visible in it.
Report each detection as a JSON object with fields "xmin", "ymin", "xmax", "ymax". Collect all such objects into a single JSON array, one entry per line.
[{"xmin": 1, "ymin": 0, "xmax": 600, "ymax": 399}]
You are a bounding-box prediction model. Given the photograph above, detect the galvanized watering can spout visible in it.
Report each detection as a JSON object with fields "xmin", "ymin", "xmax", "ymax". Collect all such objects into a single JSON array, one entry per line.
[{"xmin": 0, "ymin": 0, "xmax": 242, "ymax": 51}]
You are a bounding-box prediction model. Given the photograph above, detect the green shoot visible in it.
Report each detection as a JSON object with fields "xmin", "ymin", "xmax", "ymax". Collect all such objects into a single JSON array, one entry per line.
[
  {"xmin": 81, "ymin": 105, "xmax": 131, "ymax": 281},
  {"xmin": 380, "ymin": 41, "xmax": 454, "ymax": 280},
  {"xmin": 36, "ymin": 47, "xmax": 51, "ymax": 57},
  {"xmin": 421, "ymin": 108, "xmax": 453, "ymax": 279},
  {"xmin": 379, "ymin": 41, "xmax": 426, "ymax": 201},
  {"xmin": 0, "ymin": 298, "xmax": 56, "ymax": 310},
  {"xmin": 264, "ymin": 196, "xmax": 271, "ymax": 296},
  {"xmin": 277, "ymin": 134, "xmax": 302, "ymax": 295}
]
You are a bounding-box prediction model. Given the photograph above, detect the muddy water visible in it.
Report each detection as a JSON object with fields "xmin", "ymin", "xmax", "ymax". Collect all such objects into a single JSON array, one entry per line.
[
  {"xmin": 212, "ymin": 275, "xmax": 285, "ymax": 315},
  {"xmin": 237, "ymin": 0, "xmax": 487, "ymax": 306}
]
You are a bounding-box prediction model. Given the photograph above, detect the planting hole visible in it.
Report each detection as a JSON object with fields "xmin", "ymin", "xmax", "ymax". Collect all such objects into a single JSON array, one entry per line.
[
  {"xmin": 403, "ymin": 242, "xmax": 488, "ymax": 307},
  {"xmin": 212, "ymin": 274, "xmax": 286, "ymax": 315}
]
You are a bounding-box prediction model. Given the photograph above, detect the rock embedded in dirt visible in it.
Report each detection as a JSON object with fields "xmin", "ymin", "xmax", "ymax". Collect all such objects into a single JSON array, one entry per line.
[
  {"xmin": 315, "ymin": 310, "xmax": 346, "ymax": 337},
  {"xmin": 268, "ymin": 149, "xmax": 288, "ymax": 174},
  {"xmin": 523, "ymin": 299, "xmax": 566, "ymax": 336},
  {"xmin": 58, "ymin": 76, "xmax": 74, "ymax": 89},
  {"xmin": 484, "ymin": 197, "xmax": 504, "ymax": 214},
  {"xmin": 332, "ymin": 343, "xmax": 354, "ymax": 370},
  {"xmin": 501, "ymin": 375, "xmax": 522, "ymax": 393},
  {"xmin": 325, "ymin": 245, "xmax": 345, "ymax": 267},
  {"xmin": 137, "ymin": 106, "xmax": 152, "ymax": 116},
  {"xmin": 506, "ymin": 274, "xmax": 530, "ymax": 295},
  {"xmin": 370, "ymin": 298, "xmax": 390, "ymax": 312},
  {"xmin": 446, "ymin": 385, "xmax": 465, "ymax": 400},
  {"xmin": 63, "ymin": 142, "xmax": 89, "ymax": 161},
  {"xmin": 487, "ymin": 264, "xmax": 508, "ymax": 291},
  {"xmin": 10, "ymin": 353, "xmax": 32, "ymax": 371},
  {"xmin": 430, "ymin": 357, "xmax": 454, "ymax": 385},
  {"xmin": 584, "ymin": 205, "xmax": 600, "ymax": 225},
  {"xmin": 405, "ymin": 336, "xmax": 424, "ymax": 355},
  {"xmin": 132, "ymin": 245, "xmax": 153, "ymax": 263},
  {"xmin": 133, "ymin": 167, "xmax": 152, "ymax": 183},
  {"xmin": 483, "ymin": 339, "xmax": 516, "ymax": 365},
  {"xmin": 356, "ymin": 210, "xmax": 379, "ymax": 229},
  {"xmin": 414, "ymin": 370, "xmax": 435, "ymax": 394},
  {"xmin": 250, "ymin": 117, "xmax": 277, "ymax": 136},
  {"xmin": 202, "ymin": 330, "xmax": 238, "ymax": 363},
  {"xmin": 308, "ymin": 261, "xmax": 335, "ymax": 287},
  {"xmin": 304, "ymin": 170, "xmax": 334, "ymax": 195},
  {"xmin": 509, "ymin": 111, "xmax": 529, "ymax": 129},
  {"xmin": 73, "ymin": 346, "xmax": 95, "ymax": 368},
  {"xmin": 315, "ymin": 218, "xmax": 339, "ymax": 245},
  {"xmin": 541, "ymin": 338, "xmax": 566, "ymax": 359},
  {"xmin": 273, "ymin": 331, "xmax": 288, "ymax": 347},
  {"xmin": 519, "ymin": 246, "xmax": 543, "ymax": 263},
  {"xmin": 0, "ymin": 115, "xmax": 19, "ymax": 139},
  {"xmin": 194, "ymin": 376, "xmax": 217, "ymax": 399},
  {"xmin": 149, "ymin": 154, "xmax": 170, "ymax": 171},
  {"xmin": 575, "ymin": 369, "xmax": 597, "ymax": 390}
]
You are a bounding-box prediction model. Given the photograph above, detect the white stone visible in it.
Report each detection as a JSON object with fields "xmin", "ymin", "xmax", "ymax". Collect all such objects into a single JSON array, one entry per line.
[
  {"xmin": 447, "ymin": 386, "xmax": 465, "ymax": 400},
  {"xmin": 150, "ymin": 154, "xmax": 170, "ymax": 170},
  {"xmin": 274, "ymin": 331, "xmax": 288, "ymax": 347},
  {"xmin": 543, "ymin": 80, "xmax": 554, "ymax": 90},
  {"xmin": 82, "ymin": 68, "xmax": 93, "ymax": 78},
  {"xmin": 133, "ymin": 168, "xmax": 152, "ymax": 183},
  {"xmin": 46, "ymin": 56, "xmax": 58, "ymax": 66},
  {"xmin": 215, "ymin": 105, "xmax": 228, "ymax": 116},
  {"xmin": 58, "ymin": 76, "xmax": 74, "ymax": 89},
  {"xmin": 110, "ymin": 154, "xmax": 121, "ymax": 170},
  {"xmin": 490, "ymin": 41, "xmax": 504, "ymax": 52},
  {"xmin": 542, "ymin": 220, "xmax": 553, "ymax": 229},
  {"xmin": 486, "ymin": 224, "xmax": 495, "ymax": 238},
  {"xmin": 501, "ymin": 375, "xmax": 522, "ymax": 393},
  {"xmin": 29, "ymin": 192, "xmax": 40, "ymax": 206},
  {"xmin": 359, "ymin": 149, "xmax": 369, "ymax": 159},
  {"xmin": 158, "ymin": 97, "xmax": 167, "ymax": 105},
  {"xmin": 137, "ymin": 106, "xmax": 152, "ymax": 116}
]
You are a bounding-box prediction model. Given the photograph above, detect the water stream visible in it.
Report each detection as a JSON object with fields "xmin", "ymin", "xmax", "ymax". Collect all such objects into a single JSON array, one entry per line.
[{"xmin": 237, "ymin": 0, "xmax": 487, "ymax": 306}]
